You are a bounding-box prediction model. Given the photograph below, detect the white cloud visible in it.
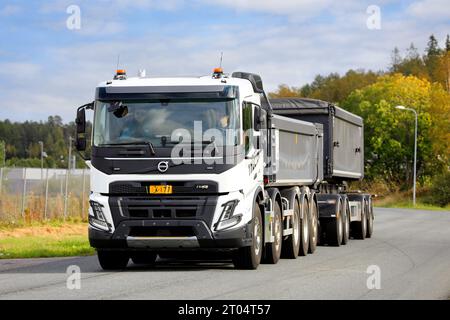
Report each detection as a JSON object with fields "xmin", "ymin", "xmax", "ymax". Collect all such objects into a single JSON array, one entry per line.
[
  {"xmin": 408, "ymin": 0, "xmax": 450, "ymax": 20},
  {"xmin": 0, "ymin": 62, "xmax": 42, "ymax": 81},
  {"xmin": 210, "ymin": 0, "xmax": 332, "ymax": 16},
  {"xmin": 0, "ymin": 4, "xmax": 22, "ymax": 16},
  {"xmin": 1, "ymin": 0, "xmax": 449, "ymax": 122}
]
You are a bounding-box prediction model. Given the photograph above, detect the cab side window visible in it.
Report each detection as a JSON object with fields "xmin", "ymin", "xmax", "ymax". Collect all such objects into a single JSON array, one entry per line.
[{"xmin": 242, "ymin": 102, "xmax": 253, "ymax": 155}]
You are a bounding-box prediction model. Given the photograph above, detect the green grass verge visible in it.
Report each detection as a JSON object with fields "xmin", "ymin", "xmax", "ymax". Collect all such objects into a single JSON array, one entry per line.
[
  {"xmin": 0, "ymin": 221, "xmax": 94, "ymax": 259},
  {"xmin": 374, "ymin": 199, "xmax": 450, "ymax": 211},
  {"xmin": 0, "ymin": 235, "xmax": 94, "ymax": 259}
]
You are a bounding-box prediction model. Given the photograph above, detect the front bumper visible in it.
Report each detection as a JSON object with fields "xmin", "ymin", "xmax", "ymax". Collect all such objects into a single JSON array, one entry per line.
[{"xmin": 89, "ymin": 219, "xmax": 253, "ymax": 251}]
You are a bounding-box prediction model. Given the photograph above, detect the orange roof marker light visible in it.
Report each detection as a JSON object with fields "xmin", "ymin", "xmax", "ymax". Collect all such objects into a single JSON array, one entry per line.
[
  {"xmin": 212, "ymin": 67, "xmax": 224, "ymax": 79},
  {"xmin": 114, "ymin": 69, "xmax": 127, "ymax": 80}
]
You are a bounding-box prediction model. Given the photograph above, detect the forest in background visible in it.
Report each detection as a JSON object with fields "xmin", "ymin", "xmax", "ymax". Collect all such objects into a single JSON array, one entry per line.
[{"xmin": 0, "ymin": 35, "xmax": 449, "ymax": 206}]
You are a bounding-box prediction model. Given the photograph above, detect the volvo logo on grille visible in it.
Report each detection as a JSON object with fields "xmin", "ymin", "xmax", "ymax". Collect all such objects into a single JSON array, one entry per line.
[{"xmin": 157, "ymin": 161, "xmax": 169, "ymax": 173}]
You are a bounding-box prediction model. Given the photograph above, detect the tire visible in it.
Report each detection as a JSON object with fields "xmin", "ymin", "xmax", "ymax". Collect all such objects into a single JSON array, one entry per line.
[
  {"xmin": 263, "ymin": 201, "xmax": 282, "ymax": 264},
  {"xmin": 97, "ymin": 250, "xmax": 129, "ymax": 270},
  {"xmin": 298, "ymin": 198, "xmax": 310, "ymax": 256},
  {"xmin": 351, "ymin": 201, "xmax": 367, "ymax": 240},
  {"xmin": 130, "ymin": 252, "xmax": 158, "ymax": 265},
  {"xmin": 233, "ymin": 203, "xmax": 263, "ymax": 269},
  {"xmin": 341, "ymin": 201, "xmax": 350, "ymax": 245},
  {"xmin": 281, "ymin": 199, "xmax": 300, "ymax": 259},
  {"xmin": 308, "ymin": 199, "xmax": 318, "ymax": 254},
  {"xmin": 366, "ymin": 199, "xmax": 374, "ymax": 238},
  {"xmin": 323, "ymin": 201, "xmax": 343, "ymax": 246}
]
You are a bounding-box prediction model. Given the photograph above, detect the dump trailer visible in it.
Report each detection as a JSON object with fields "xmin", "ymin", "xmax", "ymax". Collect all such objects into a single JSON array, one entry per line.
[{"xmin": 75, "ymin": 68, "xmax": 373, "ymax": 270}]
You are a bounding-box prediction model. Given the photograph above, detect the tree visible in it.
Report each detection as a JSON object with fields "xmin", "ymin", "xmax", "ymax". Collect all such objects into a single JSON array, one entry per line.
[
  {"xmin": 343, "ymin": 74, "xmax": 450, "ymax": 188},
  {"xmin": 424, "ymin": 34, "xmax": 443, "ymax": 84},
  {"xmin": 0, "ymin": 140, "xmax": 5, "ymax": 166},
  {"xmin": 269, "ymin": 84, "xmax": 300, "ymax": 98},
  {"xmin": 391, "ymin": 47, "xmax": 403, "ymax": 72}
]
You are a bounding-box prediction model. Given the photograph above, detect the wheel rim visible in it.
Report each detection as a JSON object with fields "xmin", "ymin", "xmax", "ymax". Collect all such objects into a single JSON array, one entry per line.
[
  {"xmin": 362, "ymin": 207, "xmax": 367, "ymax": 232},
  {"xmin": 346, "ymin": 214, "xmax": 350, "ymax": 238},
  {"xmin": 274, "ymin": 214, "xmax": 282, "ymax": 252},
  {"xmin": 254, "ymin": 215, "xmax": 262, "ymax": 256},
  {"xmin": 337, "ymin": 208, "xmax": 343, "ymax": 239},
  {"xmin": 303, "ymin": 204, "xmax": 309, "ymax": 243},
  {"xmin": 293, "ymin": 207, "xmax": 299, "ymax": 246},
  {"xmin": 311, "ymin": 204, "xmax": 317, "ymax": 244}
]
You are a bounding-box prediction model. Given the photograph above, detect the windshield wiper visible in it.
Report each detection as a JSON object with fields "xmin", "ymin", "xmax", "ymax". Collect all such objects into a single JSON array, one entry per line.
[{"xmin": 99, "ymin": 141, "xmax": 156, "ymax": 155}]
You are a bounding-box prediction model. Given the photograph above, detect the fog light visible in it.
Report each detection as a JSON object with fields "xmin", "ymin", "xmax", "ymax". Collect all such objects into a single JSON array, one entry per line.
[{"xmin": 216, "ymin": 214, "xmax": 242, "ymax": 231}]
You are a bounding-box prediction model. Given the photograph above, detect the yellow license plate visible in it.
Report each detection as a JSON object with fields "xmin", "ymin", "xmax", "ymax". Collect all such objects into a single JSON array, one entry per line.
[{"xmin": 148, "ymin": 185, "xmax": 173, "ymax": 194}]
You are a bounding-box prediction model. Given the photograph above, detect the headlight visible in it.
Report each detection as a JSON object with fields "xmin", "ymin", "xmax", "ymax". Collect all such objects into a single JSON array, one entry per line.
[
  {"xmin": 89, "ymin": 201, "xmax": 110, "ymax": 232},
  {"xmin": 215, "ymin": 200, "xmax": 242, "ymax": 231}
]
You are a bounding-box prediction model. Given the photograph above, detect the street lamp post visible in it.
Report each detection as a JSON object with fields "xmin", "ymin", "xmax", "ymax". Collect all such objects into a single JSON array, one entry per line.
[
  {"xmin": 63, "ymin": 137, "xmax": 73, "ymax": 219},
  {"xmin": 38, "ymin": 141, "xmax": 44, "ymax": 179},
  {"xmin": 395, "ymin": 105, "xmax": 418, "ymax": 207}
]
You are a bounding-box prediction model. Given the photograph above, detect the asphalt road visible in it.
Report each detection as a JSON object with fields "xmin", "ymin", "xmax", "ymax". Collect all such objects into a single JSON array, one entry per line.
[{"xmin": 0, "ymin": 208, "xmax": 449, "ymax": 300}]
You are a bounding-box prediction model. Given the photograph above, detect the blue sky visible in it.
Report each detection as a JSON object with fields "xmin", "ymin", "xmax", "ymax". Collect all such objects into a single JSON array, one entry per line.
[{"xmin": 0, "ymin": 0, "xmax": 449, "ymax": 122}]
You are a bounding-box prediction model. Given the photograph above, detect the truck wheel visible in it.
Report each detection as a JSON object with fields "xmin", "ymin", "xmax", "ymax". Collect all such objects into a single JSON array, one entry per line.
[
  {"xmin": 298, "ymin": 199, "xmax": 310, "ymax": 256},
  {"xmin": 351, "ymin": 201, "xmax": 367, "ymax": 240},
  {"xmin": 323, "ymin": 201, "xmax": 343, "ymax": 246},
  {"xmin": 263, "ymin": 201, "xmax": 282, "ymax": 264},
  {"xmin": 281, "ymin": 199, "xmax": 300, "ymax": 259},
  {"xmin": 341, "ymin": 202, "xmax": 350, "ymax": 245},
  {"xmin": 97, "ymin": 250, "xmax": 129, "ymax": 270},
  {"xmin": 366, "ymin": 200, "xmax": 374, "ymax": 238},
  {"xmin": 308, "ymin": 199, "xmax": 318, "ymax": 254},
  {"xmin": 233, "ymin": 203, "xmax": 263, "ymax": 269},
  {"xmin": 130, "ymin": 252, "xmax": 158, "ymax": 265}
]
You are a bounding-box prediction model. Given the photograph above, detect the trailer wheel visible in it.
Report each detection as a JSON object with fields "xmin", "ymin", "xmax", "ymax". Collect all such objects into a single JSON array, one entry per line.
[
  {"xmin": 323, "ymin": 201, "xmax": 343, "ymax": 246},
  {"xmin": 308, "ymin": 199, "xmax": 318, "ymax": 254},
  {"xmin": 341, "ymin": 202, "xmax": 350, "ymax": 245},
  {"xmin": 263, "ymin": 201, "xmax": 282, "ymax": 264},
  {"xmin": 351, "ymin": 201, "xmax": 367, "ymax": 240},
  {"xmin": 130, "ymin": 252, "xmax": 157, "ymax": 265},
  {"xmin": 298, "ymin": 199, "xmax": 310, "ymax": 256},
  {"xmin": 366, "ymin": 200, "xmax": 374, "ymax": 238},
  {"xmin": 233, "ymin": 203, "xmax": 263, "ymax": 269},
  {"xmin": 97, "ymin": 250, "xmax": 129, "ymax": 270},
  {"xmin": 281, "ymin": 199, "xmax": 300, "ymax": 259}
]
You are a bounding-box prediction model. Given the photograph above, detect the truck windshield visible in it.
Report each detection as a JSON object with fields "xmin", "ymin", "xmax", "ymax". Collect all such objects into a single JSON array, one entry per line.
[{"xmin": 93, "ymin": 99, "xmax": 240, "ymax": 147}]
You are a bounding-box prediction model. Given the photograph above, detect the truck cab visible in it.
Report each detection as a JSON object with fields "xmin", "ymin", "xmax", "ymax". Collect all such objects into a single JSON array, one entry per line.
[{"xmin": 76, "ymin": 69, "xmax": 268, "ymax": 269}]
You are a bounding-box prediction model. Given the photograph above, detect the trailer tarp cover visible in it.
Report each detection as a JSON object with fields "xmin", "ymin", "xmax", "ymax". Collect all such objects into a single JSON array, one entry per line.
[{"xmin": 269, "ymin": 98, "xmax": 364, "ymax": 181}]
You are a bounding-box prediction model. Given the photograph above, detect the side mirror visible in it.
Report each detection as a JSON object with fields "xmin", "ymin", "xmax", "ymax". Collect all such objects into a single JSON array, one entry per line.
[
  {"xmin": 76, "ymin": 137, "xmax": 87, "ymax": 151},
  {"xmin": 76, "ymin": 108, "xmax": 86, "ymax": 134},
  {"xmin": 75, "ymin": 102, "xmax": 93, "ymax": 152}
]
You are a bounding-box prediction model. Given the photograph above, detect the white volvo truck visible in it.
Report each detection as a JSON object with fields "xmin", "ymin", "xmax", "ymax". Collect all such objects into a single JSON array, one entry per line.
[{"xmin": 75, "ymin": 68, "xmax": 373, "ymax": 270}]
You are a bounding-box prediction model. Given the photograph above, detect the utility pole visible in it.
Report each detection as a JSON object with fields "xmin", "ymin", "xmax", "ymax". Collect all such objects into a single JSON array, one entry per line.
[
  {"xmin": 38, "ymin": 141, "xmax": 44, "ymax": 180},
  {"xmin": 395, "ymin": 106, "xmax": 418, "ymax": 207}
]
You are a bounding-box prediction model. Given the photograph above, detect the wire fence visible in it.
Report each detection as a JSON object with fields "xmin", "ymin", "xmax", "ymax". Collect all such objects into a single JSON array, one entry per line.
[{"xmin": 0, "ymin": 167, "xmax": 90, "ymax": 222}]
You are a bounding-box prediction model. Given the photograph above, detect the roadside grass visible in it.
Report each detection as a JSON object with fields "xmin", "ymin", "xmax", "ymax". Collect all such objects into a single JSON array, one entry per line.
[
  {"xmin": 0, "ymin": 220, "xmax": 94, "ymax": 259},
  {"xmin": 373, "ymin": 193, "xmax": 450, "ymax": 211}
]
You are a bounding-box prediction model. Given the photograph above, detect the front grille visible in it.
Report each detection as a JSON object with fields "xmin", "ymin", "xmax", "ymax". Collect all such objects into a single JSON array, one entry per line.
[
  {"xmin": 129, "ymin": 226, "xmax": 195, "ymax": 237},
  {"xmin": 109, "ymin": 196, "xmax": 218, "ymax": 228},
  {"xmin": 109, "ymin": 181, "xmax": 219, "ymax": 195}
]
